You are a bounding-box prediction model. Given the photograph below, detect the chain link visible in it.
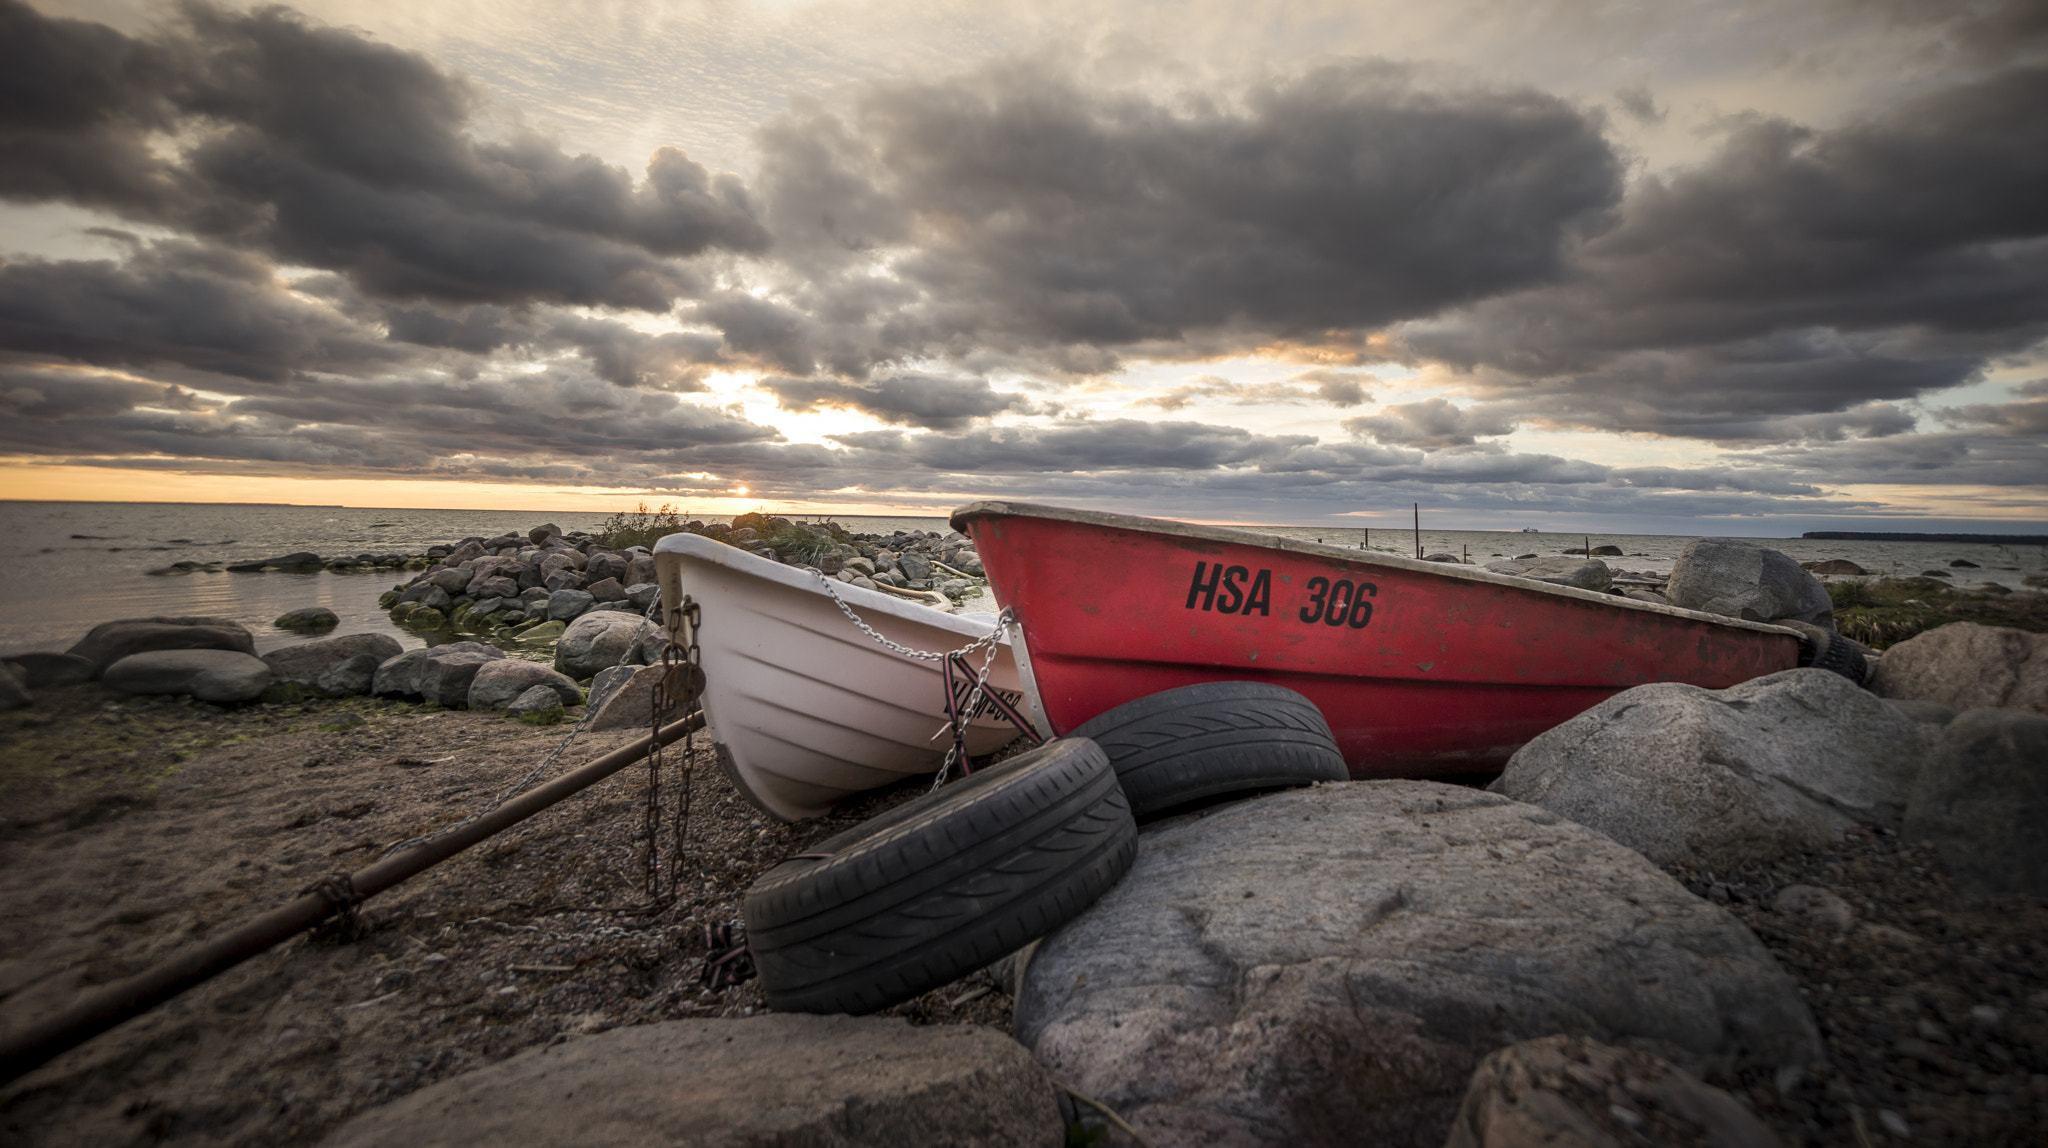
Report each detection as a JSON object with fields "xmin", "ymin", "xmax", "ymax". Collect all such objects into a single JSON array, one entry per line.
[
  {"xmin": 639, "ymin": 596, "xmax": 703, "ymax": 909},
  {"xmin": 809, "ymin": 570, "xmax": 1016, "ymax": 790}
]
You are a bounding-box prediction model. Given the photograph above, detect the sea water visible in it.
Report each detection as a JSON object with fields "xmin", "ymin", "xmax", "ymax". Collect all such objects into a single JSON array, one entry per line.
[{"xmin": 1, "ymin": 501, "xmax": 2041, "ymax": 657}]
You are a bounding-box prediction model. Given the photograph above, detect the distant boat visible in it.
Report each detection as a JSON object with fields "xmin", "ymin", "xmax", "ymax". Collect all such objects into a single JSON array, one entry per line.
[
  {"xmin": 652, "ymin": 533, "xmax": 1028, "ymax": 820},
  {"xmin": 951, "ymin": 501, "xmax": 1799, "ymax": 777}
]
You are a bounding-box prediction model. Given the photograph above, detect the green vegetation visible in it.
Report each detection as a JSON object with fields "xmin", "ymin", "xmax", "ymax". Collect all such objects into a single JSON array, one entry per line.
[
  {"xmin": 595, "ymin": 501, "xmax": 690, "ymax": 549},
  {"xmin": 761, "ymin": 523, "xmax": 839, "ymax": 566},
  {"xmin": 1827, "ymin": 577, "xmax": 2048, "ymax": 649}
]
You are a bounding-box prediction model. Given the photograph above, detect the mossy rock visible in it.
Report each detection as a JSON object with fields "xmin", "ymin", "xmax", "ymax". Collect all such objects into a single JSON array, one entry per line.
[
  {"xmin": 512, "ymin": 620, "xmax": 566, "ymax": 641},
  {"xmin": 401, "ymin": 607, "xmax": 446, "ymax": 629},
  {"xmin": 377, "ymin": 590, "xmax": 404, "ymax": 608},
  {"xmin": 274, "ymin": 607, "xmax": 339, "ymax": 631},
  {"xmin": 515, "ymin": 707, "xmax": 565, "ymax": 726}
]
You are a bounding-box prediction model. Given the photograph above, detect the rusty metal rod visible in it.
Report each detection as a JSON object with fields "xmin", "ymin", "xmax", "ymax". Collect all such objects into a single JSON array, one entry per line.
[{"xmin": 0, "ymin": 710, "xmax": 706, "ymax": 1086}]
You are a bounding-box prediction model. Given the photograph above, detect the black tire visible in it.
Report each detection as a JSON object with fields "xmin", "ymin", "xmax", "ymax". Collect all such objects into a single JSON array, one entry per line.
[
  {"xmin": 743, "ymin": 737, "xmax": 1136, "ymax": 1015},
  {"xmin": 1796, "ymin": 627, "xmax": 1872, "ymax": 686},
  {"xmin": 1069, "ymin": 681, "xmax": 1348, "ymax": 818}
]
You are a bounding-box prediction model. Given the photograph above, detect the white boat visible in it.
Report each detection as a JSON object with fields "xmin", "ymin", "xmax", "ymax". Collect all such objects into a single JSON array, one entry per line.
[{"xmin": 651, "ymin": 533, "xmax": 1030, "ymax": 820}]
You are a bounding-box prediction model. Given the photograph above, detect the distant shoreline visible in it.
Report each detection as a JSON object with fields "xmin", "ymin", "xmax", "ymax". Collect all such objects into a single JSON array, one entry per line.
[{"xmin": 1803, "ymin": 531, "xmax": 2048, "ymax": 544}]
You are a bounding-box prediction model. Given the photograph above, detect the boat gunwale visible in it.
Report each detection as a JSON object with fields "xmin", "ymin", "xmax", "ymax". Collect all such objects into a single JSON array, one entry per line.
[
  {"xmin": 652, "ymin": 531, "xmax": 1008, "ymax": 642},
  {"xmin": 949, "ymin": 499, "xmax": 1803, "ymax": 639}
]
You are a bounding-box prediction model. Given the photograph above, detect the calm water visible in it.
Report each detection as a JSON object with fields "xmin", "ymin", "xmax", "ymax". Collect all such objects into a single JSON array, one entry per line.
[{"xmin": 1, "ymin": 501, "xmax": 2041, "ymax": 656}]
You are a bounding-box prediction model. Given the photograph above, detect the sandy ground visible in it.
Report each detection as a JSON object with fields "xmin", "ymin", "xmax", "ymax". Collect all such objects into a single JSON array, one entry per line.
[
  {"xmin": 1, "ymin": 685, "xmax": 2044, "ymax": 1147},
  {"xmin": 0, "ymin": 686, "xmax": 1007, "ymax": 1148}
]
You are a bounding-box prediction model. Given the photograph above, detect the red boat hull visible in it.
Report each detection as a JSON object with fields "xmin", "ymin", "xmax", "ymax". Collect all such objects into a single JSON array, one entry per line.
[{"xmin": 952, "ymin": 502, "xmax": 1801, "ymax": 778}]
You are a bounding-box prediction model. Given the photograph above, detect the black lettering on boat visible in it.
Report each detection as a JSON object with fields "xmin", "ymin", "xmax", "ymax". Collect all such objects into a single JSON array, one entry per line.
[
  {"xmin": 1186, "ymin": 561, "xmax": 1221, "ymax": 611},
  {"xmin": 1244, "ymin": 569, "xmax": 1272, "ymax": 616},
  {"xmin": 1299, "ymin": 576, "xmax": 1329, "ymax": 623},
  {"xmin": 1348, "ymin": 582, "xmax": 1377, "ymax": 629},
  {"xmin": 1323, "ymin": 580, "xmax": 1354, "ymax": 627},
  {"xmin": 1216, "ymin": 565, "xmax": 1249, "ymax": 614}
]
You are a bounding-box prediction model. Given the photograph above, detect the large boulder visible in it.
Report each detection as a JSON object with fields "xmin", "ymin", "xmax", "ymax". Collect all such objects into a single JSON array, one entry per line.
[
  {"xmin": 1014, "ymin": 782, "xmax": 1818, "ymax": 1148},
  {"xmin": 1490, "ymin": 669, "xmax": 1929, "ymax": 868},
  {"xmin": 103, "ymin": 649, "xmax": 271, "ymax": 703},
  {"xmin": 555, "ymin": 613, "xmax": 651, "ymax": 680},
  {"xmin": 425, "ymin": 567, "xmax": 474, "ymax": 594},
  {"xmin": 0, "ymin": 652, "xmax": 95, "ymax": 688},
  {"xmin": 261, "ymin": 634, "xmax": 403, "ymax": 697},
  {"xmin": 584, "ymin": 663, "xmax": 678, "ymax": 731},
  {"xmin": 1665, "ymin": 539, "xmax": 1833, "ymax": 628},
  {"xmin": 371, "ymin": 642, "xmax": 501, "ymax": 698},
  {"xmin": 546, "ymin": 588, "xmax": 595, "ymax": 621},
  {"xmin": 1903, "ymin": 708, "xmax": 2048, "ymax": 897},
  {"xmin": 1870, "ymin": 622, "xmax": 2048, "ymax": 715},
  {"xmin": 272, "ymin": 606, "xmax": 338, "ymax": 632},
  {"xmin": 417, "ymin": 648, "xmax": 507, "ymax": 708},
  {"xmin": 321, "ymin": 1014, "xmax": 1062, "ymax": 1148},
  {"xmin": 65, "ymin": 616, "xmax": 255, "ymax": 676},
  {"xmin": 1443, "ymin": 1035, "xmax": 1784, "ymax": 1148},
  {"xmin": 466, "ymin": 659, "xmax": 582, "ymax": 711},
  {"xmin": 1481, "ymin": 557, "xmax": 1612, "ymax": 591}
]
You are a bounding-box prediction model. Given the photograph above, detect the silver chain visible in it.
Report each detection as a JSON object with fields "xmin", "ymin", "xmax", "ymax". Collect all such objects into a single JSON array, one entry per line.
[
  {"xmin": 811, "ymin": 570, "xmax": 1013, "ymax": 663},
  {"xmin": 809, "ymin": 571, "xmax": 1017, "ymax": 790}
]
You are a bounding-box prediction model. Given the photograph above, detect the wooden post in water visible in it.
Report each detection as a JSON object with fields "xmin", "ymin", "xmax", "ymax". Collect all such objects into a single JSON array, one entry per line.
[{"xmin": 1413, "ymin": 504, "xmax": 1421, "ymax": 559}]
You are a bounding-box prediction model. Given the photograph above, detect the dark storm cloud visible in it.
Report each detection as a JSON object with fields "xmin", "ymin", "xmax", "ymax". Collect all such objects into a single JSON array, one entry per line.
[
  {"xmin": 1343, "ymin": 397, "xmax": 1519, "ymax": 448},
  {"xmin": 1936, "ymin": 399, "xmax": 2048, "ymax": 436},
  {"xmin": 1, "ymin": 359, "xmax": 780, "ymax": 474},
  {"xmin": 0, "ymin": 239, "xmax": 405, "ymax": 382},
  {"xmin": 1400, "ymin": 61, "xmax": 2048, "ymax": 443},
  {"xmin": 757, "ymin": 373, "xmax": 1023, "ymax": 430},
  {"xmin": 0, "ymin": 0, "xmax": 767, "ymax": 311},
  {"xmin": 757, "ymin": 59, "xmax": 1621, "ymax": 363},
  {"xmin": 832, "ymin": 419, "xmax": 1314, "ymax": 472}
]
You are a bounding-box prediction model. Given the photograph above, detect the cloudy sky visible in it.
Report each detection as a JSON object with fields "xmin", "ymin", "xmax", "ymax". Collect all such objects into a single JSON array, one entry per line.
[{"xmin": 2, "ymin": 0, "xmax": 2043, "ymax": 531}]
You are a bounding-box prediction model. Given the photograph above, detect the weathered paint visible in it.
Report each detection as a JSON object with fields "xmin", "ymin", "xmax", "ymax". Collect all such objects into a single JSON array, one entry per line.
[{"xmin": 952, "ymin": 501, "xmax": 1801, "ymax": 778}]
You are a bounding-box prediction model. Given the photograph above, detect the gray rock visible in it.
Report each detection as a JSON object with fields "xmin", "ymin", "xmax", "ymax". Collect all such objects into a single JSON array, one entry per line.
[
  {"xmin": 1443, "ymin": 1035, "xmax": 1785, "ymax": 1148},
  {"xmin": 817, "ymin": 551, "xmax": 845, "ymax": 575},
  {"xmin": 66, "ymin": 616, "xmax": 256, "ymax": 675},
  {"xmin": 442, "ymin": 540, "xmax": 487, "ymax": 565},
  {"xmin": 321, "ymin": 1014, "xmax": 1061, "ymax": 1148},
  {"xmin": 625, "ymin": 555, "xmax": 657, "ymax": 586},
  {"xmin": 467, "ymin": 659, "xmax": 582, "ymax": 710},
  {"xmin": 543, "ymin": 570, "xmax": 585, "ymax": 594},
  {"xmin": 225, "ymin": 551, "xmax": 322, "ymax": 572},
  {"xmin": 897, "ymin": 552, "xmax": 932, "ymax": 582},
  {"xmin": 1884, "ymin": 698, "xmax": 1959, "ymax": 726},
  {"xmin": 0, "ymin": 669, "xmax": 29, "ymax": 712},
  {"xmin": 426, "ymin": 567, "xmax": 474, "ymax": 594},
  {"xmin": 417, "ymin": 648, "xmax": 506, "ymax": 708},
  {"xmin": 104, "ymin": 649, "xmax": 272, "ymax": 703},
  {"xmin": 1622, "ymin": 588, "xmax": 1670, "ymax": 605},
  {"xmin": 0, "ymin": 651, "xmax": 95, "ymax": 688},
  {"xmin": 519, "ymin": 585, "xmax": 550, "ymax": 602},
  {"xmin": 272, "ymin": 607, "xmax": 339, "ymax": 631},
  {"xmin": 585, "ymin": 576, "xmax": 626, "ymax": 602},
  {"xmin": 467, "ymin": 597, "xmax": 508, "ymax": 619},
  {"xmin": 1870, "ymin": 621, "xmax": 2048, "ymax": 715},
  {"xmin": 624, "ymin": 582, "xmax": 660, "ymax": 612},
  {"xmin": 471, "ymin": 575, "xmax": 519, "ymax": 600},
  {"xmin": 505, "ymin": 685, "xmax": 565, "ymax": 719},
  {"xmin": 555, "ymin": 612, "xmax": 652, "ymax": 679},
  {"xmin": 585, "ymin": 552, "xmax": 629, "ymax": 583},
  {"xmin": 262, "ymin": 634, "xmax": 404, "ymax": 698},
  {"xmin": 585, "ymin": 664, "xmax": 642, "ymax": 714},
  {"xmin": 546, "ymin": 589, "xmax": 596, "ymax": 621},
  {"xmin": 371, "ymin": 642, "xmax": 500, "ymax": 698},
  {"xmin": 586, "ymin": 664, "xmax": 684, "ymax": 731},
  {"xmin": 1802, "ymin": 559, "xmax": 1866, "ymax": 575},
  {"xmin": 1482, "ymin": 557, "xmax": 1612, "ymax": 591},
  {"xmin": 528, "ymin": 523, "xmax": 562, "ymax": 546},
  {"xmin": 1017, "ymin": 782, "xmax": 1817, "ymax": 1148},
  {"xmin": 1490, "ymin": 669, "xmax": 1930, "ymax": 867},
  {"xmin": 1904, "ymin": 708, "xmax": 2048, "ymax": 896},
  {"xmin": 1665, "ymin": 539, "xmax": 1834, "ymax": 628},
  {"xmin": 399, "ymin": 583, "xmax": 453, "ymax": 611}
]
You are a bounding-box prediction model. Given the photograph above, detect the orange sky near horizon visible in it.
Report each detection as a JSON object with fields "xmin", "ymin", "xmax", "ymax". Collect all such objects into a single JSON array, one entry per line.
[{"xmin": 0, "ymin": 463, "xmax": 958, "ymax": 517}]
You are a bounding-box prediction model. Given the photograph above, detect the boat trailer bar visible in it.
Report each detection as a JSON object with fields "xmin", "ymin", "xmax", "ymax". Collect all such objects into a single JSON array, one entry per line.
[{"xmin": 0, "ymin": 710, "xmax": 707, "ymax": 1087}]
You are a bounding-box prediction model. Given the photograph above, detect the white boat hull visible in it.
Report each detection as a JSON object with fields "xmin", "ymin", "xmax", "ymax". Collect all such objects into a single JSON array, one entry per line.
[{"xmin": 653, "ymin": 533, "xmax": 1028, "ymax": 820}]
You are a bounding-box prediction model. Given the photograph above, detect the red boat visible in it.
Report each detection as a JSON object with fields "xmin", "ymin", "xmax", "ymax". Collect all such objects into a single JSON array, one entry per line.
[{"xmin": 951, "ymin": 501, "xmax": 1801, "ymax": 777}]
